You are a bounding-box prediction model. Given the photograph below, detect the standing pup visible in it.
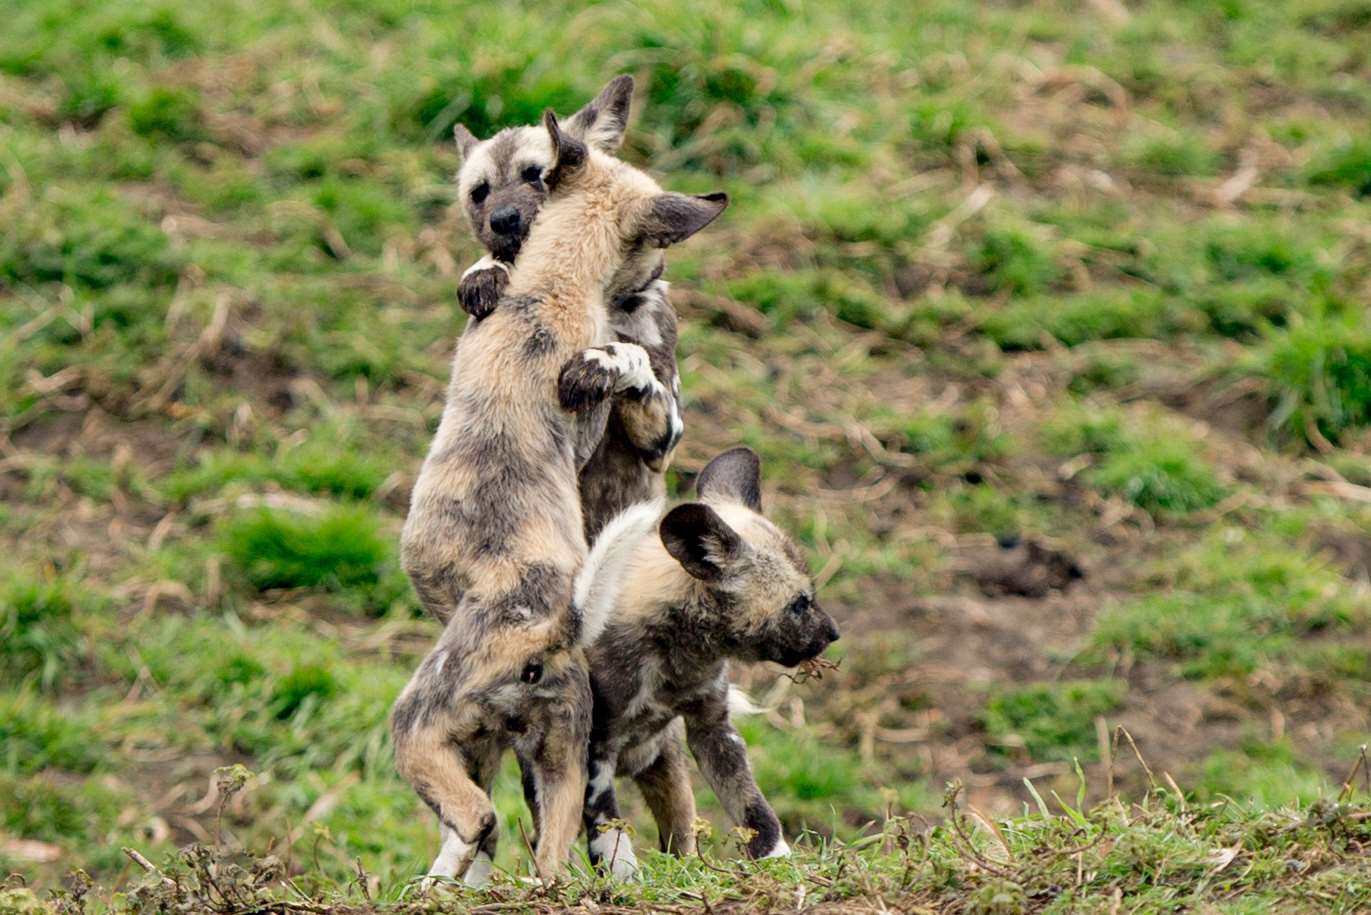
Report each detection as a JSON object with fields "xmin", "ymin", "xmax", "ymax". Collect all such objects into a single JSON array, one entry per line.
[
  {"xmin": 452, "ymin": 75, "xmax": 684, "ymax": 543},
  {"xmin": 578, "ymin": 447, "xmax": 841, "ymax": 877},
  {"xmin": 392, "ymin": 110, "xmax": 728, "ymax": 885}
]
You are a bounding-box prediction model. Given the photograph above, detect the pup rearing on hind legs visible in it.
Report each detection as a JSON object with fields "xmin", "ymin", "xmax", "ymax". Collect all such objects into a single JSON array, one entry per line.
[{"xmin": 391, "ymin": 107, "xmax": 727, "ymax": 886}]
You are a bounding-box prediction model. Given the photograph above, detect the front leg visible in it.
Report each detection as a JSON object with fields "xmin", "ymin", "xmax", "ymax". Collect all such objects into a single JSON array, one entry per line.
[
  {"xmin": 684, "ymin": 698, "xmax": 789, "ymax": 860},
  {"xmin": 611, "ymin": 359, "xmax": 682, "ymax": 473},
  {"xmin": 631, "ymin": 727, "xmax": 697, "ymax": 856},
  {"xmin": 458, "ymin": 255, "xmax": 510, "ymax": 319},
  {"xmin": 583, "ymin": 752, "xmax": 639, "ymax": 879},
  {"xmin": 558, "ymin": 343, "xmax": 659, "ymax": 413}
]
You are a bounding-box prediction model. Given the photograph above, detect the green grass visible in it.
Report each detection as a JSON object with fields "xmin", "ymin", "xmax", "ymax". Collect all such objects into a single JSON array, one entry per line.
[
  {"xmin": 1044, "ymin": 405, "xmax": 1228, "ymax": 514},
  {"xmin": 1306, "ymin": 137, "xmax": 1371, "ymax": 196},
  {"xmin": 1257, "ymin": 312, "xmax": 1371, "ymax": 446},
  {"xmin": 984, "ymin": 680, "xmax": 1126, "ymax": 763},
  {"xmin": 0, "ymin": 572, "xmax": 94, "ymax": 690},
  {"xmin": 1192, "ymin": 739, "xmax": 1337, "ymax": 806},
  {"xmin": 12, "ymin": 787, "xmax": 1369, "ymax": 913},
  {"xmin": 0, "ymin": 693, "xmax": 103, "ymax": 775},
  {"xmin": 2, "ymin": 0, "xmax": 1370, "ymax": 908},
  {"xmin": 1091, "ymin": 528, "xmax": 1367, "ymax": 680},
  {"xmin": 219, "ymin": 505, "xmax": 390, "ymax": 593},
  {"xmin": 159, "ymin": 433, "xmax": 394, "ymax": 503}
]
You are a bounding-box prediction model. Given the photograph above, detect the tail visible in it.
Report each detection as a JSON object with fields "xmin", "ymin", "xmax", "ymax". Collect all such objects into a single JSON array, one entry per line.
[
  {"xmin": 573, "ymin": 498, "xmax": 664, "ymax": 646},
  {"xmin": 727, "ymin": 685, "xmax": 767, "ymax": 717}
]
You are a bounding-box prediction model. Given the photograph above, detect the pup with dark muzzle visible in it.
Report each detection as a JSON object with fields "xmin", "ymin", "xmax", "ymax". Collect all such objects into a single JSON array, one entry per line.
[
  {"xmin": 393, "ymin": 108, "xmax": 727, "ymax": 887},
  {"xmin": 452, "ymin": 75, "xmax": 685, "ymax": 546},
  {"xmin": 573, "ymin": 447, "xmax": 840, "ymax": 878}
]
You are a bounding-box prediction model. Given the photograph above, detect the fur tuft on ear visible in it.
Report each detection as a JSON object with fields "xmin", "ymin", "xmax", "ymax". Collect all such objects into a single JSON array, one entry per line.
[
  {"xmin": 660, "ymin": 503, "xmax": 744, "ymax": 581},
  {"xmin": 696, "ymin": 446, "xmax": 762, "ymax": 511},
  {"xmin": 641, "ymin": 192, "xmax": 728, "ymax": 248},
  {"xmin": 573, "ymin": 498, "xmax": 663, "ymax": 646},
  {"xmin": 543, "ymin": 109, "xmax": 588, "ymax": 190},
  {"xmin": 453, "ymin": 123, "xmax": 479, "ymax": 161},
  {"xmin": 566, "ymin": 74, "xmax": 634, "ymax": 153}
]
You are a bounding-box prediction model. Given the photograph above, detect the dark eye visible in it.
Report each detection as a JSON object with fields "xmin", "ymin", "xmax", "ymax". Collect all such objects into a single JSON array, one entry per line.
[
  {"xmin": 471, "ymin": 182, "xmax": 489, "ymax": 205},
  {"xmin": 520, "ymin": 661, "xmax": 543, "ymax": 684},
  {"xmin": 787, "ymin": 595, "xmax": 810, "ymax": 617},
  {"xmin": 521, "ymin": 165, "xmax": 543, "ymax": 184}
]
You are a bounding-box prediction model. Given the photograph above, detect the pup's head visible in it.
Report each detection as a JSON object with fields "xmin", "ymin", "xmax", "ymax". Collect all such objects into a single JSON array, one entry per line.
[
  {"xmin": 659, "ymin": 448, "xmax": 840, "ymax": 667},
  {"xmin": 454, "ymin": 75, "xmax": 634, "ymax": 265},
  {"xmin": 454, "ymin": 75, "xmax": 724, "ymax": 300}
]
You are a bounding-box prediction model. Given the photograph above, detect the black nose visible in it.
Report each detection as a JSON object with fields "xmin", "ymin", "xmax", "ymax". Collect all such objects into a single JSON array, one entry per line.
[
  {"xmin": 825, "ymin": 620, "xmax": 840, "ymax": 643},
  {"xmin": 490, "ymin": 207, "xmax": 521, "ymax": 236}
]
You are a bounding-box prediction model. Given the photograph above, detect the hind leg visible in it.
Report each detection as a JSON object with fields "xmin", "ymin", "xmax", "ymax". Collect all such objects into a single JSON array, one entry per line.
[
  {"xmin": 393, "ymin": 708, "xmax": 498, "ymax": 886},
  {"xmin": 519, "ymin": 670, "xmax": 592, "ymax": 880},
  {"xmin": 465, "ymin": 744, "xmax": 503, "ymax": 886},
  {"xmin": 633, "ymin": 728, "xmax": 697, "ymax": 856},
  {"xmin": 425, "ymin": 740, "xmax": 501, "ymax": 887}
]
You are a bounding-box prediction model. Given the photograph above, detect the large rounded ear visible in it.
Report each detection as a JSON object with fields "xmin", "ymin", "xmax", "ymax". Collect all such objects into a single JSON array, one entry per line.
[
  {"xmin": 660, "ymin": 503, "xmax": 744, "ymax": 581},
  {"xmin": 695, "ymin": 446, "xmax": 762, "ymax": 511},
  {"xmin": 543, "ymin": 109, "xmax": 588, "ymax": 190},
  {"xmin": 566, "ymin": 74, "xmax": 634, "ymax": 153},
  {"xmin": 453, "ymin": 123, "xmax": 479, "ymax": 161},
  {"xmin": 640, "ymin": 192, "xmax": 728, "ymax": 248}
]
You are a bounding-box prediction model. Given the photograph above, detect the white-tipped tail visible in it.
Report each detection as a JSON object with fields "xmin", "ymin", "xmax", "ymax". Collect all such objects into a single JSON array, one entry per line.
[
  {"xmin": 574, "ymin": 498, "xmax": 664, "ymax": 646},
  {"xmin": 727, "ymin": 685, "xmax": 767, "ymax": 717}
]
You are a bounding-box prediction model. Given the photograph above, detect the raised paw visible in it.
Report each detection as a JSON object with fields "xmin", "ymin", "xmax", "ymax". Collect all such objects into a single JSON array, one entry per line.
[
  {"xmin": 458, "ymin": 262, "xmax": 509, "ymax": 319},
  {"xmin": 603, "ymin": 343, "xmax": 655, "ymax": 396},
  {"xmin": 558, "ymin": 343, "xmax": 657, "ymax": 412}
]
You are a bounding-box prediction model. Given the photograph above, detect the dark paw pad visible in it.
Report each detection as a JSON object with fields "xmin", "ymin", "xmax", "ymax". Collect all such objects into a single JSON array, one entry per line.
[
  {"xmin": 558, "ymin": 354, "xmax": 616, "ymax": 412},
  {"xmin": 459, "ymin": 268, "xmax": 507, "ymax": 319}
]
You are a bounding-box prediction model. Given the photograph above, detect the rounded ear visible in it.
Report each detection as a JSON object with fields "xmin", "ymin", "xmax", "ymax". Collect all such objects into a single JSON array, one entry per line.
[
  {"xmin": 543, "ymin": 109, "xmax": 588, "ymax": 190},
  {"xmin": 695, "ymin": 446, "xmax": 762, "ymax": 511},
  {"xmin": 640, "ymin": 192, "xmax": 728, "ymax": 248},
  {"xmin": 659, "ymin": 503, "xmax": 744, "ymax": 581},
  {"xmin": 453, "ymin": 123, "xmax": 479, "ymax": 161},
  {"xmin": 566, "ymin": 74, "xmax": 634, "ymax": 152}
]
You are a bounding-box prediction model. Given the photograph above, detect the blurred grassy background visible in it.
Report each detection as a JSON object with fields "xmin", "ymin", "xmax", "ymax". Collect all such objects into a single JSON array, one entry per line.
[{"xmin": 2, "ymin": 0, "xmax": 1370, "ymax": 897}]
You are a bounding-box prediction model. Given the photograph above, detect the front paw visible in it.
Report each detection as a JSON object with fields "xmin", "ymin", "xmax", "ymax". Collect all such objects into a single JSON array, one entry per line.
[
  {"xmin": 459, "ymin": 266, "xmax": 507, "ymax": 319},
  {"xmin": 559, "ymin": 345, "xmax": 660, "ymax": 412},
  {"xmin": 558, "ymin": 348, "xmax": 617, "ymax": 411},
  {"xmin": 591, "ymin": 828, "xmax": 640, "ymax": 880},
  {"xmin": 760, "ymin": 838, "xmax": 791, "ymax": 859}
]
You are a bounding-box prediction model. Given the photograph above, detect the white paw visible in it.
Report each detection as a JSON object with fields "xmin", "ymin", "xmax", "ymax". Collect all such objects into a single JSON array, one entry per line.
[
  {"xmin": 591, "ymin": 828, "xmax": 640, "ymax": 880},
  {"xmin": 607, "ymin": 344, "xmax": 655, "ymax": 394},
  {"xmin": 464, "ymin": 851, "xmax": 493, "ymax": 887},
  {"xmin": 426, "ymin": 826, "xmax": 491, "ymax": 890},
  {"xmin": 761, "ymin": 838, "xmax": 791, "ymax": 859}
]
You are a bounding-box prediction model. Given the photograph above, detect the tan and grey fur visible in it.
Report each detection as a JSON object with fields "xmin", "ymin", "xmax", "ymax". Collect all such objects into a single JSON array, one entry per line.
[
  {"xmin": 393, "ymin": 109, "xmax": 727, "ymax": 885},
  {"xmin": 576, "ymin": 448, "xmax": 841, "ymax": 877},
  {"xmin": 453, "ymin": 76, "xmax": 684, "ymax": 545}
]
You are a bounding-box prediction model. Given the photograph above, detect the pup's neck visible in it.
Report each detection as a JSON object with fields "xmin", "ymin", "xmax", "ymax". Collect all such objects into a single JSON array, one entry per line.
[{"xmin": 504, "ymin": 181, "xmax": 623, "ymax": 314}]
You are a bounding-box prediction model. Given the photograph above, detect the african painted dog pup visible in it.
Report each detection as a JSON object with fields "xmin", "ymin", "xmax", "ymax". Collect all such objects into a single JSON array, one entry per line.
[
  {"xmin": 392, "ymin": 109, "xmax": 728, "ymax": 886},
  {"xmin": 579, "ymin": 447, "xmax": 841, "ymax": 878},
  {"xmin": 452, "ymin": 75, "xmax": 685, "ymax": 544}
]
